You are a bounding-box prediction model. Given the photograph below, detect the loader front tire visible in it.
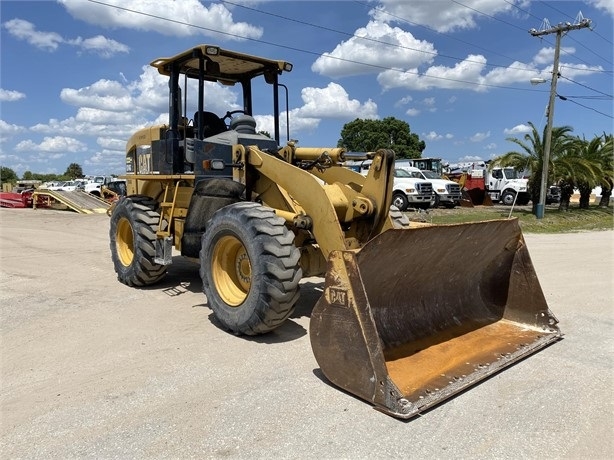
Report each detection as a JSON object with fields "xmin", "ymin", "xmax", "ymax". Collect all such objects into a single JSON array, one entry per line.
[
  {"xmin": 109, "ymin": 197, "xmax": 166, "ymax": 287},
  {"xmin": 200, "ymin": 202, "xmax": 302, "ymax": 335}
]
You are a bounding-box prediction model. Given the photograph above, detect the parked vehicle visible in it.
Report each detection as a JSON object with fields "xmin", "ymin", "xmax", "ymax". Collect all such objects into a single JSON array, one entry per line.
[
  {"xmin": 448, "ymin": 165, "xmax": 530, "ymax": 206},
  {"xmin": 85, "ymin": 176, "xmax": 118, "ymax": 196},
  {"xmin": 546, "ymin": 185, "xmax": 561, "ymax": 204},
  {"xmin": 345, "ymin": 160, "xmax": 434, "ymax": 210},
  {"xmin": 57, "ymin": 181, "xmax": 80, "ymax": 192},
  {"xmin": 396, "ymin": 164, "xmax": 461, "ymax": 208},
  {"xmin": 392, "ymin": 168, "xmax": 435, "ymax": 210}
]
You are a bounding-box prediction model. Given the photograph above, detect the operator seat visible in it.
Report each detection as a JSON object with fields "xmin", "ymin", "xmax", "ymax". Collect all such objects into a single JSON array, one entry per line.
[{"xmin": 194, "ymin": 111, "xmax": 227, "ymax": 138}]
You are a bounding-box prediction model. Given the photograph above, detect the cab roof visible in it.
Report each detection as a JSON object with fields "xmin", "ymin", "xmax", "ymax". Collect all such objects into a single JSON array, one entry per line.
[{"xmin": 150, "ymin": 44, "xmax": 293, "ymax": 84}]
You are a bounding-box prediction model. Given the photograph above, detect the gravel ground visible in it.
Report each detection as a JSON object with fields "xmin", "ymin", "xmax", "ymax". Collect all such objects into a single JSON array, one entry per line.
[{"xmin": 0, "ymin": 207, "xmax": 612, "ymax": 459}]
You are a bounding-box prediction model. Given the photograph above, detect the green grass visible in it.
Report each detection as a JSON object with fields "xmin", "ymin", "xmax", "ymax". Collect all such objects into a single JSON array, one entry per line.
[{"xmin": 427, "ymin": 205, "xmax": 614, "ymax": 233}]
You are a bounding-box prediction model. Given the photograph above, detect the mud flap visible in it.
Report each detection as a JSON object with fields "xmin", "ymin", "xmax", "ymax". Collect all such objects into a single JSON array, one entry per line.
[{"xmin": 309, "ymin": 218, "xmax": 561, "ymax": 419}]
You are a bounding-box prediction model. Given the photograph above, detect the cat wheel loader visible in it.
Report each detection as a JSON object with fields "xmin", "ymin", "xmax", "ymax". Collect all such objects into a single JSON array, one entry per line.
[{"xmin": 109, "ymin": 45, "xmax": 561, "ymax": 419}]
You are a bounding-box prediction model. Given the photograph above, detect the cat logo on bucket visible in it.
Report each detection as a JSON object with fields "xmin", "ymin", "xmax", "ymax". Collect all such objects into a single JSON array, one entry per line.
[{"xmin": 328, "ymin": 287, "xmax": 348, "ymax": 308}]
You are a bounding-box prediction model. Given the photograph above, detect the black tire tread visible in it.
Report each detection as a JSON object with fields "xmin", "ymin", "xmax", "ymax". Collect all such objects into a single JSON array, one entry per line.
[
  {"xmin": 110, "ymin": 197, "xmax": 166, "ymax": 287},
  {"xmin": 200, "ymin": 202, "xmax": 302, "ymax": 335}
]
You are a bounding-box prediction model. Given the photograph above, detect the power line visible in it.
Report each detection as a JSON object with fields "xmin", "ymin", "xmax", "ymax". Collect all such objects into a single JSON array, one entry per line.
[
  {"xmin": 352, "ymin": 0, "xmax": 527, "ymax": 69},
  {"xmin": 375, "ymin": 0, "xmax": 608, "ymax": 74},
  {"xmin": 83, "ymin": 0, "xmax": 550, "ymax": 93},
  {"xmin": 455, "ymin": 0, "xmax": 610, "ymax": 72},
  {"xmin": 539, "ymin": 0, "xmax": 613, "ymax": 45},
  {"xmin": 559, "ymin": 75, "xmax": 613, "ymax": 98},
  {"xmin": 558, "ymin": 95, "xmax": 614, "ymax": 119},
  {"xmin": 566, "ymin": 34, "xmax": 613, "ymax": 66},
  {"xmin": 87, "ymin": 0, "xmax": 610, "ymax": 94},
  {"xmin": 450, "ymin": 0, "xmax": 527, "ymax": 32},
  {"xmin": 225, "ymin": 0, "xmax": 549, "ymax": 76}
]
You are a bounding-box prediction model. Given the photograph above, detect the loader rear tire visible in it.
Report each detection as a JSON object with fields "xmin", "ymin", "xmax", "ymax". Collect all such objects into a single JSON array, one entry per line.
[
  {"xmin": 109, "ymin": 197, "xmax": 167, "ymax": 287},
  {"xmin": 200, "ymin": 202, "xmax": 302, "ymax": 335}
]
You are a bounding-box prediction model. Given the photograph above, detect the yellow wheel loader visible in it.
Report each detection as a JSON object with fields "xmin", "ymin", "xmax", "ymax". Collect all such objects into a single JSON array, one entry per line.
[{"xmin": 109, "ymin": 45, "xmax": 561, "ymax": 419}]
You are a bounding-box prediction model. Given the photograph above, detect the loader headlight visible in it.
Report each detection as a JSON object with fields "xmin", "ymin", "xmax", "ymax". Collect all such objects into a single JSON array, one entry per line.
[{"xmin": 202, "ymin": 159, "xmax": 226, "ymax": 170}]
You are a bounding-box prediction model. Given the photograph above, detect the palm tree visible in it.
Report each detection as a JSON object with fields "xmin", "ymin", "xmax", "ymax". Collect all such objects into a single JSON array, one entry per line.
[
  {"xmin": 572, "ymin": 135, "xmax": 612, "ymax": 208},
  {"xmin": 494, "ymin": 121, "xmax": 576, "ymax": 214}
]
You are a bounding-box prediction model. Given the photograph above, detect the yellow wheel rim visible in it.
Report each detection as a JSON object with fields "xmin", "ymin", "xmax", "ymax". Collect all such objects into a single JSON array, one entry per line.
[
  {"xmin": 212, "ymin": 235, "xmax": 251, "ymax": 306},
  {"xmin": 116, "ymin": 216, "xmax": 134, "ymax": 267}
]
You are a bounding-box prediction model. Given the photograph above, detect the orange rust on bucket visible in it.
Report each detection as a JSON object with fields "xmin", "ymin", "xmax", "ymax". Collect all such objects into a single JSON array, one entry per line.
[
  {"xmin": 310, "ymin": 218, "xmax": 562, "ymax": 419},
  {"xmin": 384, "ymin": 320, "xmax": 546, "ymax": 397}
]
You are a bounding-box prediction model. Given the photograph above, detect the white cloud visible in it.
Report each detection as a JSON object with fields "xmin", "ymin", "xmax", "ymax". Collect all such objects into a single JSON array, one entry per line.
[
  {"xmin": 75, "ymin": 108, "xmax": 135, "ymax": 125},
  {"xmin": 457, "ymin": 155, "xmax": 485, "ymax": 162},
  {"xmin": 589, "ymin": 0, "xmax": 614, "ymax": 16},
  {"xmin": 377, "ymin": 51, "xmax": 602, "ymax": 92},
  {"xmin": 96, "ymin": 137, "xmax": 126, "ymax": 151},
  {"xmin": 14, "ymin": 136, "xmax": 87, "ymax": 153},
  {"xmin": 67, "ymin": 35, "xmax": 129, "ymax": 58},
  {"xmin": 424, "ymin": 131, "xmax": 443, "ymax": 141},
  {"xmin": 61, "ymin": 80, "xmax": 133, "ymax": 111},
  {"xmin": 378, "ymin": 54, "xmax": 489, "ymax": 91},
  {"xmin": 0, "ymin": 89, "xmax": 26, "ymax": 102},
  {"xmin": 2, "ymin": 18, "xmax": 63, "ymax": 50},
  {"xmin": 312, "ymin": 20, "xmax": 436, "ymax": 78},
  {"xmin": 371, "ymin": 0, "xmax": 517, "ymax": 33},
  {"xmin": 406, "ymin": 108, "xmax": 420, "ymax": 116},
  {"xmin": 504, "ymin": 124, "xmax": 532, "ymax": 135},
  {"xmin": 254, "ymin": 83, "xmax": 378, "ymax": 138},
  {"xmin": 0, "ymin": 120, "xmax": 26, "ymax": 139},
  {"xmin": 2, "ymin": 18, "xmax": 129, "ymax": 57},
  {"xmin": 394, "ymin": 96, "xmax": 413, "ymax": 107},
  {"xmin": 470, "ymin": 131, "xmax": 491, "ymax": 142},
  {"xmin": 295, "ymin": 83, "xmax": 378, "ymax": 119},
  {"xmin": 533, "ymin": 47, "xmax": 576, "ymax": 65},
  {"xmin": 58, "ymin": 0, "xmax": 262, "ymax": 40}
]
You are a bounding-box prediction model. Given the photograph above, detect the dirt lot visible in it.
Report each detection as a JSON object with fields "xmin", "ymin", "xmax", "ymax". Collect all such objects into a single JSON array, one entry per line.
[{"xmin": 1, "ymin": 207, "xmax": 612, "ymax": 459}]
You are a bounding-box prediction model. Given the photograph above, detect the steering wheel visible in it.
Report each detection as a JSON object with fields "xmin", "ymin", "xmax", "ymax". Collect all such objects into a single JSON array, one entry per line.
[{"xmin": 222, "ymin": 110, "xmax": 246, "ymax": 122}]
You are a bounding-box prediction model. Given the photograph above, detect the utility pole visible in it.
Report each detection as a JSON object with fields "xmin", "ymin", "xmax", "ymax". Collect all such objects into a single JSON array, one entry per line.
[{"xmin": 529, "ymin": 15, "xmax": 591, "ymax": 219}]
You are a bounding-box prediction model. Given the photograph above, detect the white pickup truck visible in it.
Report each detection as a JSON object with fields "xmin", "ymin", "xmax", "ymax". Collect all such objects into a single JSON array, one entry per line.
[
  {"xmin": 345, "ymin": 160, "xmax": 434, "ymax": 211},
  {"xmin": 391, "ymin": 168, "xmax": 435, "ymax": 211},
  {"xmin": 397, "ymin": 165, "xmax": 462, "ymax": 208}
]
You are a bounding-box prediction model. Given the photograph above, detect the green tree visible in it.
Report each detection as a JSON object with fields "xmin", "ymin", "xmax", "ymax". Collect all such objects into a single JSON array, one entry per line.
[
  {"xmin": 22, "ymin": 171, "xmax": 34, "ymax": 180},
  {"xmin": 572, "ymin": 134, "xmax": 612, "ymax": 209},
  {"xmin": 337, "ymin": 117, "xmax": 426, "ymax": 159},
  {"xmin": 494, "ymin": 121, "xmax": 579, "ymax": 214},
  {"xmin": 1, "ymin": 166, "xmax": 19, "ymax": 186},
  {"xmin": 597, "ymin": 134, "xmax": 614, "ymax": 207},
  {"xmin": 64, "ymin": 163, "xmax": 84, "ymax": 179},
  {"xmin": 33, "ymin": 173, "xmax": 60, "ymax": 182}
]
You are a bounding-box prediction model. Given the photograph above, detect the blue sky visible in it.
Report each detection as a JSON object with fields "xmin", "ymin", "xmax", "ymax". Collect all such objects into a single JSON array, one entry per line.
[{"xmin": 1, "ymin": 0, "xmax": 612, "ymax": 176}]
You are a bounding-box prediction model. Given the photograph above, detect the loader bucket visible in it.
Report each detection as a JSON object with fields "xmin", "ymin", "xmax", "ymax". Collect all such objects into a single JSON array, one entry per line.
[{"xmin": 309, "ymin": 218, "xmax": 561, "ymax": 419}]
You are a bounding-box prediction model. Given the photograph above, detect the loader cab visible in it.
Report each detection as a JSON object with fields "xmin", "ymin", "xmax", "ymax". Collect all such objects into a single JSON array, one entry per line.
[{"xmin": 126, "ymin": 45, "xmax": 293, "ymax": 178}]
